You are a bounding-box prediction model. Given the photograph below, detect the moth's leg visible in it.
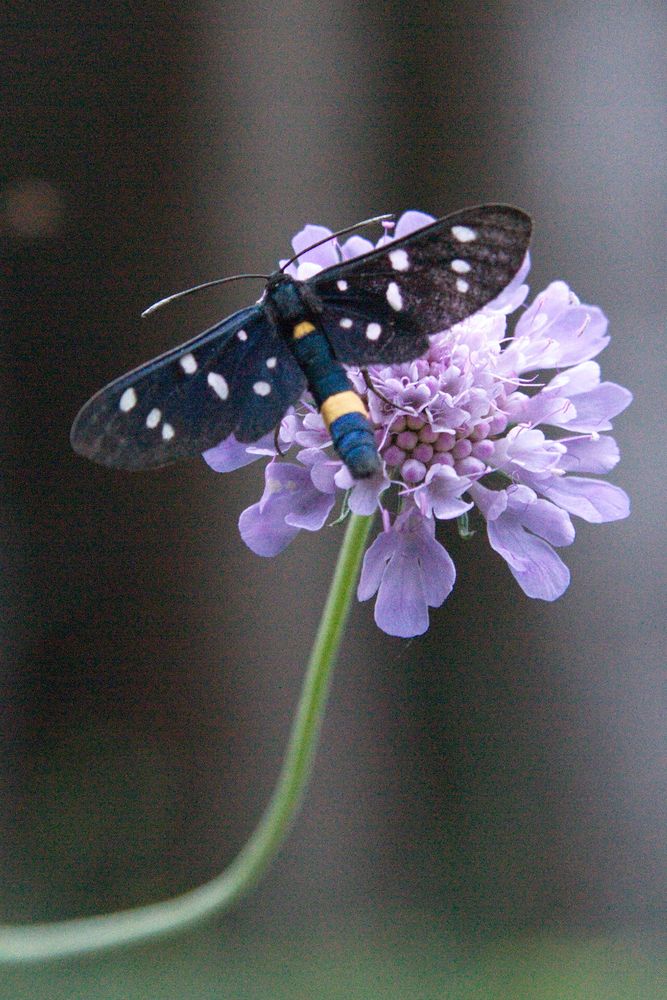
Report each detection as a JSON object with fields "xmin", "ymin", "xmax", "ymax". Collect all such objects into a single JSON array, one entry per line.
[
  {"xmin": 361, "ymin": 368, "xmax": 411, "ymax": 412},
  {"xmin": 273, "ymin": 423, "xmax": 287, "ymax": 456}
]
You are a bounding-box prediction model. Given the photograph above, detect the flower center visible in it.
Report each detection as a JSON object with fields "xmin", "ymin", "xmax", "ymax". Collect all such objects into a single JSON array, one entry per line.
[{"xmin": 379, "ymin": 407, "xmax": 508, "ymax": 485}]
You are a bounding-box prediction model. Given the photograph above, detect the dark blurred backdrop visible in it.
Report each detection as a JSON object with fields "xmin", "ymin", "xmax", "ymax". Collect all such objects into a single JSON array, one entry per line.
[{"xmin": 0, "ymin": 2, "xmax": 665, "ymax": 996}]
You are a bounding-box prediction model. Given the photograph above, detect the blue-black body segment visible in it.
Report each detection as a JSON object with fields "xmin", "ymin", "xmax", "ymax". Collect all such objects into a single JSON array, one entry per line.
[
  {"xmin": 288, "ymin": 327, "xmax": 380, "ymax": 478},
  {"xmin": 287, "ymin": 329, "xmax": 350, "ymax": 407},
  {"xmin": 328, "ymin": 412, "xmax": 380, "ymax": 478}
]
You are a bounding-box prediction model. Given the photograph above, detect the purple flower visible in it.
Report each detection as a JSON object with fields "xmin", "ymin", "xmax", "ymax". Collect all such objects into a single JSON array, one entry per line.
[{"xmin": 204, "ymin": 214, "xmax": 632, "ymax": 636}]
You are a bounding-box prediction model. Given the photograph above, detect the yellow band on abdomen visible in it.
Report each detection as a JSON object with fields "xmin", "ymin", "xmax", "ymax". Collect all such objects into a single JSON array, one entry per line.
[
  {"xmin": 292, "ymin": 321, "xmax": 316, "ymax": 339},
  {"xmin": 320, "ymin": 390, "xmax": 368, "ymax": 430}
]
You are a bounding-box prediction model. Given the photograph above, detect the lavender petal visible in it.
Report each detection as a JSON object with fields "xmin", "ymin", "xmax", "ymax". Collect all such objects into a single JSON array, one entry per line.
[
  {"xmin": 531, "ymin": 475, "xmax": 631, "ymax": 523},
  {"xmin": 394, "ymin": 210, "xmax": 436, "ymax": 238},
  {"xmin": 203, "ymin": 432, "xmax": 275, "ymax": 472},
  {"xmin": 358, "ymin": 511, "xmax": 455, "ymax": 638},
  {"xmin": 238, "ymin": 462, "xmax": 334, "ymax": 556},
  {"xmin": 506, "ymin": 487, "xmax": 575, "ymax": 546},
  {"xmin": 357, "ymin": 531, "xmax": 396, "ymax": 601},
  {"xmin": 557, "ymin": 382, "xmax": 633, "ymax": 433},
  {"xmin": 290, "ymin": 225, "xmax": 340, "ymax": 269},
  {"xmin": 373, "ymin": 557, "xmax": 430, "ymax": 637},
  {"xmin": 487, "ymin": 517, "xmax": 571, "ymax": 600},
  {"xmin": 412, "ymin": 465, "xmax": 473, "ymax": 520},
  {"xmin": 340, "ymin": 234, "xmax": 375, "ymax": 260},
  {"xmin": 239, "ymin": 503, "xmax": 300, "ymax": 557},
  {"xmin": 560, "ymin": 436, "xmax": 621, "ymax": 474}
]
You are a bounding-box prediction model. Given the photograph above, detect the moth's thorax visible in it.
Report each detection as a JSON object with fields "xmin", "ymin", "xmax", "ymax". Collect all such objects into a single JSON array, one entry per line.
[{"xmin": 266, "ymin": 273, "xmax": 316, "ymax": 327}]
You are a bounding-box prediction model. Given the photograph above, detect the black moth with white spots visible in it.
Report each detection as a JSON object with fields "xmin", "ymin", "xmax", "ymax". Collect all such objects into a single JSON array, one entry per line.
[{"xmin": 71, "ymin": 205, "xmax": 532, "ymax": 473}]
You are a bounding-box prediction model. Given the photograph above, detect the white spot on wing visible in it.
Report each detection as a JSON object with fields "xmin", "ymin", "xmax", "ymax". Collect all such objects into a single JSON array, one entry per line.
[
  {"xmin": 336, "ymin": 280, "xmax": 348, "ymax": 291},
  {"xmin": 451, "ymin": 225, "xmax": 477, "ymax": 243},
  {"xmin": 237, "ymin": 329, "xmax": 248, "ymax": 341},
  {"xmin": 366, "ymin": 323, "xmax": 382, "ymax": 341},
  {"xmin": 180, "ymin": 353, "xmax": 197, "ymax": 373},
  {"xmin": 162, "ymin": 423, "xmax": 175, "ymax": 440},
  {"xmin": 450, "ymin": 259, "xmax": 471, "ymax": 274},
  {"xmin": 340, "ymin": 318, "xmax": 353, "ymax": 329},
  {"xmin": 266, "ymin": 356, "xmax": 277, "ymax": 369},
  {"xmin": 386, "ymin": 281, "xmax": 403, "ymax": 311},
  {"xmin": 253, "ymin": 380, "xmax": 271, "ymax": 396},
  {"xmin": 456, "ymin": 278, "xmax": 470, "ymax": 293},
  {"xmin": 389, "ymin": 248, "xmax": 409, "ymax": 271},
  {"xmin": 146, "ymin": 408, "xmax": 161, "ymax": 429},
  {"xmin": 207, "ymin": 372, "xmax": 229, "ymax": 400},
  {"xmin": 119, "ymin": 387, "xmax": 137, "ymax": 412}
]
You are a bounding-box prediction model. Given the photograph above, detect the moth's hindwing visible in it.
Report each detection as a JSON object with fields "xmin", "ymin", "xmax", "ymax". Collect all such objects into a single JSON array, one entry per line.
[
  {"xmin": 309, "ymin": 204, "xmax": 532, "ymax": 365},
  {"xmin": 70, "ymin": 305, "xmax": 306, "ymax": 469}
]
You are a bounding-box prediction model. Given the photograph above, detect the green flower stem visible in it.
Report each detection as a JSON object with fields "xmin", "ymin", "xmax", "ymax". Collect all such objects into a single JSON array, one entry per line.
[{"xmin": 0, "ymin": 513, "xmax": 375, "ymax": 963}]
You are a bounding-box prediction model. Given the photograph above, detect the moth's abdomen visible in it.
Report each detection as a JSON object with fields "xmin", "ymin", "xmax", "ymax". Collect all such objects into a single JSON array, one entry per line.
[
  {"xmin": 327, "ymin": 408, "xmax": 381, "ymax": 479},
  {"xmin": 288, "ymin": 324, "xmax": 381, "ymax": 478}
]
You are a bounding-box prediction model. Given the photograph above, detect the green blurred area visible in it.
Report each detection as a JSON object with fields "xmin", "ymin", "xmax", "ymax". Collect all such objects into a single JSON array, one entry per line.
[{"xmin": 1, "ymin": 922, "xmax": 664, "ymax": 1000}]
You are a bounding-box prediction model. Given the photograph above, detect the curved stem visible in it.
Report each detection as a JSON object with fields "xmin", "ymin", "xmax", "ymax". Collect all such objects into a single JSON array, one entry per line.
[{"xmin": 0, "ymin": 513, "xmax": 375, "ymax": 963}]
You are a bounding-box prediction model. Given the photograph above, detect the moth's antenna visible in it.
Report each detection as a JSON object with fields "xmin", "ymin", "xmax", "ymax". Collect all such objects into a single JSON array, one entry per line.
[
  {"xmin": 142, "ymin": 213, "xmax": 394, "ymax": 316},
  {"xmin": 141, "ymin": 273, "xmax": 270, "ymax": 318},
  {"xmin": 281, "ymin": 213, "xmax": 393, "ymax": 272}
]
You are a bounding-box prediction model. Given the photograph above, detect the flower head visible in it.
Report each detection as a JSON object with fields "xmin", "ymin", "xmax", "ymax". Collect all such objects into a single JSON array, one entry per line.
[{"xmin": 204, "ymin": 214, "xmax": 631, "ymax": 637}]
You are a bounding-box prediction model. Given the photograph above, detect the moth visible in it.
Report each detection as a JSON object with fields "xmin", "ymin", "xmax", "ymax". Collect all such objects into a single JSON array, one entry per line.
[{"xmin": 70, "ymin": 205, "xmax": 532, "ymax": 479}]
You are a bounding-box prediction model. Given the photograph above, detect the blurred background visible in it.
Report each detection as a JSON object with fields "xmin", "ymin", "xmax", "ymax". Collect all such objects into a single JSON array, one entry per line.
[{"xmin": 0, "ymin": 2, "xmax": 665, "ymax": 997}]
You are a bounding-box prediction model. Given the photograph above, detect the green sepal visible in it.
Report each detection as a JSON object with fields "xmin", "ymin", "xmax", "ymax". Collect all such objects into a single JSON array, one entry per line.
[
  {"xmin": 330, "ymin": 489, "xmax": 351, "ymax": 526},
  {"xmin": 457, "ymin": 511, "xmax": 476, "ymax": 540}
]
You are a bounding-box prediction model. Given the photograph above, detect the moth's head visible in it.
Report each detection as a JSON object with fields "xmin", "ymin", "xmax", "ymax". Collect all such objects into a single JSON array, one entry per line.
[{"xmin": 266, "ymin": 269, "xmax": 292, "ymax": 291}]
